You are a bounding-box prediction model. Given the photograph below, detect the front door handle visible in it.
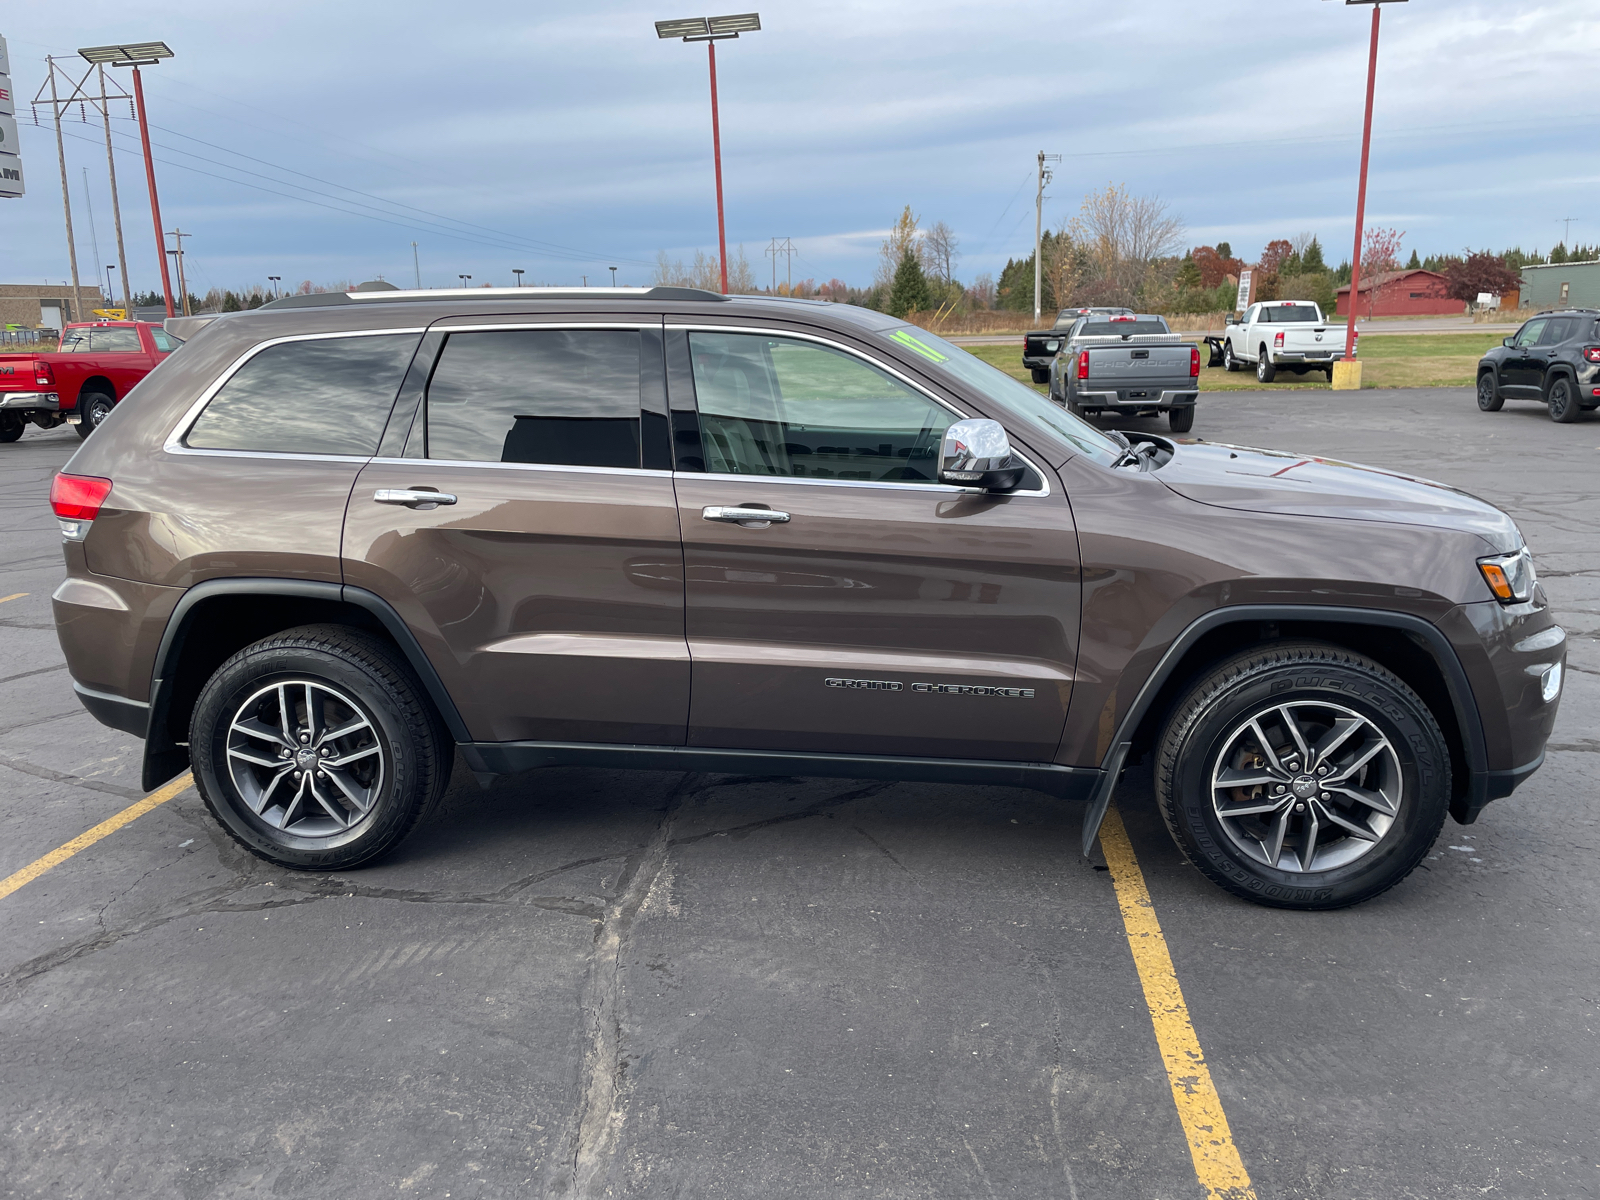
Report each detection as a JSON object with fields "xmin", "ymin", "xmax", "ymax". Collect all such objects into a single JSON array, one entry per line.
[
  {"xmin": 374, "ymin": 488, "xmax": 457, "ymax": 508},
  {"xmin": 702, "ymin": 505, "xmax": 790, "ymax": 526}
]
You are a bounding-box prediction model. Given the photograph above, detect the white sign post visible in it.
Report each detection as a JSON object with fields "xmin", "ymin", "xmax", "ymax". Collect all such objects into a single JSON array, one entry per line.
[
  {"xmin": 1235, "ymin": 269, "xmax": 1252, "ymax": 311},
  {"xmin": 0, "ymin": 34, "xmax": 22, "ymax": 198}
]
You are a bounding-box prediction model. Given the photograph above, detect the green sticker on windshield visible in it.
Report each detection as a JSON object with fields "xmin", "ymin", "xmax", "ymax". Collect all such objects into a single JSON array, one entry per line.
[{"xmin": 889, "ymin": 329, "xmax": 949, "ymax": 363}]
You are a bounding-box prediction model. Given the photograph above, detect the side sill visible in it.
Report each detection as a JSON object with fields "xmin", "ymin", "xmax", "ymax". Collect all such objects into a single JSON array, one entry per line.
[
  {"xmin": 73, "ymin": 682, "xmax": 150, "ymax": 738},
  {"xmin": 470, "ymin": 741, "xmax": 1101, "ymax": 799}
]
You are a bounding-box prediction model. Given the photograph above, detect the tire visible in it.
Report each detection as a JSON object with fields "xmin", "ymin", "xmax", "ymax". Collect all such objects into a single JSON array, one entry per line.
[
  {"xmin": 1030, "ymin": 367, "xmax": 1051, "ymax": 385},
  {"xmin": 76, "ymin": 391, "xmax": 114, "ymax": 439},
  {"xmin": 0, "ymin": 414, "xmax": 22, "ymax": 443},
  {"xmin": 190, "ymin": 624, "xmax": 453, "ymax": 870},
  {"xmin": 1256, "ymin": 348, "xmax": 1276, "ymax": 383},
  {"xmin": 1324, "ymin": 367, "xmax": 1335, "ymax": 382},
  {"xmin": 1155, "ymin": 641, "xmax": 1450, "ymax": 910},
  {"xmin": 1167, "ymin": 406, "xmax": 1195, "ymax": 433},
  {"xmin": 1548, "ymin": 376, "xmax": 1579, "ymax": 423},
  {"xmin": 1223, "ymin": 343, "xmax": 1239, "ymax": 372},
  {"xmin": 1476, "ymin": 372, "xmax": 1504, "ymax": 412}
]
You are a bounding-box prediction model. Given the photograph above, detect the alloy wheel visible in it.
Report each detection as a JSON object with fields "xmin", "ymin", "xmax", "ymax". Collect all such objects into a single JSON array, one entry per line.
[
  {"xmin": 226, "ymin": 678, "xmax": 388, "ymax": 837},
  {"xmin": 1210, "ymin": 700, "xmax": 1402, "ymax": 873}
]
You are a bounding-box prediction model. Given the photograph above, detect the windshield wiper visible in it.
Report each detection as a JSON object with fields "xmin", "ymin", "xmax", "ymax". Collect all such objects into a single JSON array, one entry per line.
[{"xmin": 1114, "ymin": 441, "xmax": 1161, "ymax": 471}]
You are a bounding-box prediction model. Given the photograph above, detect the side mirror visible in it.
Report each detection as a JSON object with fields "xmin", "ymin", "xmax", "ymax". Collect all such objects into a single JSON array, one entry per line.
[
  {"xmin": 1502, "ymin": 337, "xmax": 1516, "ymax": 347},
  {"xmin": 939, "ymin": 419, "xmax": 1025, "ymax": 491},
  {"xmin": 1225, "ymin": 315, "xmax": 1238, "ymax": 326}
]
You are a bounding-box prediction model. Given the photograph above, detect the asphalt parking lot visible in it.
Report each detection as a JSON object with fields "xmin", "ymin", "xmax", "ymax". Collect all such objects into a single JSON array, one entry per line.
[{"xmin": 1, "ymin": 387, "xmax": 1596, "ymax": 1200}]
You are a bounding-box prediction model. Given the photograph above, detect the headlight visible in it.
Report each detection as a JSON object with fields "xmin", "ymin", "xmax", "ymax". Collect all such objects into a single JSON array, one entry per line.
[{"xmin": 1478, "ymin": 546, "xmax": 1536, "ymax": 604}]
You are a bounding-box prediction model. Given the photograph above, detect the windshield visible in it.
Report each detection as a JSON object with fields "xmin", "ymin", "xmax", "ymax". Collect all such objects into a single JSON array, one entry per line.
[
  {"xmin": 1261, "ymin": 305, "xmax": 1320, "ymax": 323},
  {"xmin": 1078, "ymin": 318, "xmax": 1170, "ymax": 338},
  {"xmin": 878, "ymin": 325, "xmax": 1123, "ymax": 465}
]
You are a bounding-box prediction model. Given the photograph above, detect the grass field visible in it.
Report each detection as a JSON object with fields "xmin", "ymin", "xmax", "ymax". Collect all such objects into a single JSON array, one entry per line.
[{"xmin": 963, "ymin": 332, "xmax": 1503, "ymax": 393}]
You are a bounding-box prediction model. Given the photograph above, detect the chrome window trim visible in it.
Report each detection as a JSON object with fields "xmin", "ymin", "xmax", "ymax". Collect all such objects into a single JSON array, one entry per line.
[
  {"xmin": 163, "ymin": 327, "xmax": 429, "ymax": 454},
  {"xmin": 421, "ymin": 320, "xmax": 661, "ymax": 333},
  {"xmin": 686, "ymin": 470, "xmax": 978, "ymax": 495},
  {"xmin": 367, "ymin": 456, "xmax": 672, "ymax": 479},
  {"xmin": 667, "ymin": 322, "xmax": 1050, "ymax": 497}
]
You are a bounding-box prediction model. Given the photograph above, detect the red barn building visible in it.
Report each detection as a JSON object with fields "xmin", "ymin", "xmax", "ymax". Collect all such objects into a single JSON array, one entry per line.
[{"xmin": 1335, "ymin": 268, "xmax": 1463, "ymax": 317}]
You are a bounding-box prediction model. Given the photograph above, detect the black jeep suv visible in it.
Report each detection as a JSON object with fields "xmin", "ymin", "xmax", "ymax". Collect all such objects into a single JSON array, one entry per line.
[{"xmin": 1477, "ymin": 309, "xmax": 1600, "ymax": 422}]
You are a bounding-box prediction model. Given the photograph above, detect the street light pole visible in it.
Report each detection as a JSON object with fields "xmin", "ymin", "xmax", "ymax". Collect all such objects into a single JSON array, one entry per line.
[
  {"xmin": 656, "ymin": 14, "xmax": 762, "ymax": 295},
  {"xmin": 268, "ymin": 276, "xmax": 280, "ymax": 299},
  {"xmin": 1330, "ymin": 0, "xmax": 1403, "ymax": 383},
  {"xmin": 513, "ymin": 269, "xmax": 525, "ymax": 287},
  {"xmin": 609, "ymin": 266, "xmax": 619, "ymax": 286}
]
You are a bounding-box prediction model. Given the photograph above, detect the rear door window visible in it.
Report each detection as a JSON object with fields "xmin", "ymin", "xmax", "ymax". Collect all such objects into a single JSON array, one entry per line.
[
  {"xmin": 687, "ymin": 331, "xmax": 953, "ymax": 482},
  {"xmin": 1536, "ymin": 317, "xmax": 1576, "ymax": 346},
  {"xmin": 185, "ymin": 333, "xmax": 419, "ymax": 456},
  {"xmin": 150, "ymin": 329, "xmax": 180, "ymax": 353},
  {"xmin": 418, "ymin": 329, "xmax": 643, "ymax": 468}
]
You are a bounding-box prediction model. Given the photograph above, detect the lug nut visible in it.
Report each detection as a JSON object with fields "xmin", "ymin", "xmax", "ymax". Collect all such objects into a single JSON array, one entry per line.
[
  {"xmin": 1316, "ymin": 765, "xmax": 1329, "ymax": 776},
  {"xmin": 279, "ymin": 748, "xmax": 290, "ymax": 758},
  {"xmin": 320, "ymin": 747, "xmax": 331, "ymax": 756},
  {"xmin": 1295, "ymin": 802, "xmax": 1306, "ymax": 812},
  {"xmin": 300, "ymin": 733, "xmax": 310, "ymax": 744},
  {"xmin": 1274, "ymin": 784, "xmax": 1287, "ymax": 794},
  {"xmin": 1320, "ymin": 792, "xmax": 1331, "ymax": 802},
  {"xmin": 316, "ymin": 771, "xmax": 326, "ymax": 780}
]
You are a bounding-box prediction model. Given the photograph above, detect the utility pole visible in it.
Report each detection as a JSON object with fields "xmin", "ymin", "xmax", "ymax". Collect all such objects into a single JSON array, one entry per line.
[
  {"xmin": 411, "ymin": 241, "xmax": 420, "ymax": 288},
  {"xmin": 41, "ymin": 58, "xmax": 85, "ymax": 321},
  {"xmin": 764, "ymin": 237, "xmax": 795, "ymax": 294},
  {"xmin": 1034, "ymin": 151, "xmax": 1060, "ymax": 323},
  {"xmin": 166, "ymin": 227, "xmax": 190, "ymax": 315},
  {"xmin": 1559, "ymin": 218, "xmax": 1577, "ymax": 248}
]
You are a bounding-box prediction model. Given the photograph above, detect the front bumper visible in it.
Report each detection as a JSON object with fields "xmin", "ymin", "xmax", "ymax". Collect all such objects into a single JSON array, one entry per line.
[
  {"xmin": 0, "ymin": 391, "xmax": 59, "ymax": 411},
  {"xmin": 1071, "ymin": 388, "xmax": 1198, "ymax": 411}
]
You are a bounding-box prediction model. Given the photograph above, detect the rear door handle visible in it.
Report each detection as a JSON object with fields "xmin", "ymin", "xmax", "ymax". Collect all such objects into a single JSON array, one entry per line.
[
  {"xmin": 702, "ymin": 505, "xmax": 790, "ymax": 525},
  {"xmin": 374, "ymin": 488, "xmax": 457, "ymax": 508}
]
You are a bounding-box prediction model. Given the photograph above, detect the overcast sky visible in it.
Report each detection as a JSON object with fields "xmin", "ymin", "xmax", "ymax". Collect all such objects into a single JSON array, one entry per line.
[{"xmin": 2, "ymin": 0, "xmax": 1596, "ymax": 297}]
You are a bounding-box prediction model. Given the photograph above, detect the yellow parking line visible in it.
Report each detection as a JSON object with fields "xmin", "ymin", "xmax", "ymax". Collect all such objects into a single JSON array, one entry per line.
[
  {"xmin": 1099, "ymin": 806, "xmax": 1257, "ymax": 1200},
  {"xmin": 0, "ymin": 773, "xmax": 194, "ymax": 903},
  {"xmin": 0, "ymin": 593, "xmax": 28, "ymax": 605}
]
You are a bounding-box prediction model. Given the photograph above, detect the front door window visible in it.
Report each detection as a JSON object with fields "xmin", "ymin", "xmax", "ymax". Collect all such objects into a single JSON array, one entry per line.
[{"xmin": 689, "ymin": 332, "xmax": 954, "ymax": 482}]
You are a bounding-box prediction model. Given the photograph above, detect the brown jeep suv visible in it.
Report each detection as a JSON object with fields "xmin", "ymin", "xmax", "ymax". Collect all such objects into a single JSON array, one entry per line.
[{"xmin": 48, "ymin": 287, "xmax": 1563, "ymax": 909}]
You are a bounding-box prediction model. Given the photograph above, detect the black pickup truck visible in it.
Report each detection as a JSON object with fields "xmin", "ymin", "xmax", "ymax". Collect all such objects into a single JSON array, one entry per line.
[
  {"xmin": 1047, "ymin": 314, "xmax": 1201, "ymax": 433},
  {"xmin": 1021, "ymin": 306, "xmax": 1132, "ymax": 383}
]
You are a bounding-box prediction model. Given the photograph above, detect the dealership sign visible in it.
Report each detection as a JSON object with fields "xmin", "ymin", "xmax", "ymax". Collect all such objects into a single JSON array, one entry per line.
[
  {"xmin": 1235, "ymin": 269, "xmax": 1252, "ymax": 311},
  {"xmin": 0, "ymin": 35, "xmax": 22, "ymax": 198}
]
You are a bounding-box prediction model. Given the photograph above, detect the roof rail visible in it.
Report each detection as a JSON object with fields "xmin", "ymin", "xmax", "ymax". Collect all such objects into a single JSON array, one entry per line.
[{"xmin": 259, "ymin": 285, "xmax": 729, "ymax": 311}]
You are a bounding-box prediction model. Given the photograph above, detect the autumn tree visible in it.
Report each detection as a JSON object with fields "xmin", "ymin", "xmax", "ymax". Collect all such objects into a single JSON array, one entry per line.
[
  {"xmin": 1444, "ymin": 253, "xmax": 1522, "ymax": 306},
  {"xmin": 1359, "ymin": 227, "xmax": 1406, "ymax": 317}
]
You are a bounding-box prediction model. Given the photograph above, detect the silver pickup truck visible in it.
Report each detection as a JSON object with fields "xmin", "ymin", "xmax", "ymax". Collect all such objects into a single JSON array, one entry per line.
[{"xmin": 1048, "ymin": 314, "xmax": 1201, "ymax": 433}]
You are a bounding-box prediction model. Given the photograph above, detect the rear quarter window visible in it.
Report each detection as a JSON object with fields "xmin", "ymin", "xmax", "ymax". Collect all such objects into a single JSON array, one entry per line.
[{"xmin": 184, "ymin": 333, "xmax": 419, "ymax": 456}]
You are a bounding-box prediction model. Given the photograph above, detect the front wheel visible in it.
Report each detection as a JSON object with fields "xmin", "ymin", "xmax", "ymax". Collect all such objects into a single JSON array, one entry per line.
[
  {"xmin": 1256, "ymin": 349, "xmax": 1277, "ymax": 383},
  {"xmin": 1222, "ymin": 343, "xmax": 1238, "ymax": 372},
  {"xmin": 1477, "ymin": 372, "xmax": 1504, "ymax": 412},
  {"xmin": 1549, "ymin": 376, "xmax": 1579, "ymax": 423},
  {"xmin": 1156, "ymin": 642, "xmax": 1450, "ymax": 909},
  {"xmin": 190, "ymin": 624, "xmax": 452, "ymax": 870},
  {"xmin": 76, "ymin": 391, "xmax": 114, "ymax": 439},
  {"xmin": 1030, "ymin": 367, "xmax": 1051, "ymax": 384},
  {"xmin": 1167, "ymin": 406, "xmax": 1195, "ymax": 433}
]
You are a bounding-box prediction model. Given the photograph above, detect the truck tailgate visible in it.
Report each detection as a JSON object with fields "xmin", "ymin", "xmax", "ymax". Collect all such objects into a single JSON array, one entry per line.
[{"xmin": 1085, "ymin": 344, "xmax": 1191, "ymax": 387}]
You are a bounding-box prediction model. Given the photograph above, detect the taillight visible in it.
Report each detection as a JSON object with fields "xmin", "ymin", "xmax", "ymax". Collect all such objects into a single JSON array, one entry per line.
[
  {"xmin": 1274, "ymin": 331, "xmax": 1285, "ymax": 348},
  {"xmin": 1190, "ymin": 346, "xmax": 1201, "ymax": 377},
  {"xmin": 1584, "ymin": 347, "xmax": 1600, "ymax": 363},
  {"xmin": 34, "ymin": 360, "xmax": 55, "ymax": 386},
  {"xmin": 1076, "ymin": 352, "xmax": 1089, "ymax": 381},
  {"xmin": 50, "ymin": 473, "xmax": 113, "ymax": 521}
]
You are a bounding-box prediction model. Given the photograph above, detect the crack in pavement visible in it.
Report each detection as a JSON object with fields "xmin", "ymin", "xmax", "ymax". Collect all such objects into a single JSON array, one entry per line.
[
  {"xmin": 0, "ymin": 664, "xmax": 67, "ymax": 686},
  {"xmin": 0, "ymin": 748, "xmax": 145, "ymax": 800}
]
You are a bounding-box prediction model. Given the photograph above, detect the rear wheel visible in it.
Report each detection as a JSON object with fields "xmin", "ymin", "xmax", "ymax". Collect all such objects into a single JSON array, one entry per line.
[
  {"xmin": 1156, "ymin": 642, "xmax": 1449, "ymax": 909},
  {"xmin": 1477, "ymin": 372, "xmax": 1504, "ymax": 412},
  {"xmin": 1167, "ymin": 406, "xmax": 1195, "ymax": 433},
  {"xmin": 1324, "ymin": 367, "xmax": 1335, "ymax": 382},
  {"xmin": 1256, "ymin": 349, "xmax": 1277, "ymax": 383},
  {"xmin": 76, "ymin": 391, "xmax": 114, "ymax": 439},
  {"xmin": 190, "ymin": 624, "xmax": 452, "ymax": 870},
  {"xmin": 0, "ymin": 414, "xmax": 22, "ymax": 443},
  {"xmin": 1030, "ymin": 367, "xmax": 1050, "ymax": 384},
  {"xmin": 1548, "ymin": 376, "xmax": 1579, "ymax": 423}
]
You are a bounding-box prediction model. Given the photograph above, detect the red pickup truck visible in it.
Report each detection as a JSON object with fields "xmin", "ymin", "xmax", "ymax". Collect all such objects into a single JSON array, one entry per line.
[{"xmin": 0, "ymin": 320, "xmax": 181, "ymax": 443}]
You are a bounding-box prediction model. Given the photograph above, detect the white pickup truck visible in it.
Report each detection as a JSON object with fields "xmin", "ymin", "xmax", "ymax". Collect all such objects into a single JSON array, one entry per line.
[{"xmin": 1217, "ymin": 300, "xmax": 1355, "ymax": 382}]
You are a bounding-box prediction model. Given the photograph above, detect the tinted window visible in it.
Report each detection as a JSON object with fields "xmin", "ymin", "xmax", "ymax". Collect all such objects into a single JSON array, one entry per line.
[
  {"xmin": 423, "ymin": 330, "xmax": 642, "ymax": 468},
  {"xmin": 689, "ymin": 332, "xmax": 952, "ymax": 482},
  {"xmin": 1514, "ymin": 319, "xmax": 1547, "ymax": 348},
  {"xmin": 1261, "ymin": 305, "xmax": 1319, "ymax": 323},
  {"xmin": 91, "ymin": 327, "xmax": 142, "ymax": 352},
  {"xmin": 1536, "ymin": 317, "xmax": 1575, "ymax": 345},
  {"xmin": 150, "ymin": 329, "xmax": 180, "ymax": 353},
  {"xmin": 186, "ymin": 333, "xmax": 418, "ymax": 455},
  {"xmin": 1078, "ymin": 319, "xmax": 1170, "ymax": 337}
]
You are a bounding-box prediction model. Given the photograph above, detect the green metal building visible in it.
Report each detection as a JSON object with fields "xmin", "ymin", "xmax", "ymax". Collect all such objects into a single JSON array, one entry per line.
[{"xmin": 1520, "ymin": 259, "xmax": 1600, "ymax": 309}]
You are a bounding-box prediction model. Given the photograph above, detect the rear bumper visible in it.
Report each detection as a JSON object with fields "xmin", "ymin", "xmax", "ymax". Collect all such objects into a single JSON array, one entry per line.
[
  {"xmin": 1272, "ymin": 350, "xmax": 1339, "ymax": 364},
  {"xmin": 1073, "ymin": 388, "xmax": 1199, "ymax": 410},
  {"xmin": 0, "ymin": 391, "xmax": 59, "ymax": 411},
  {"xmin": 73, "ymin": 681, "xmax": 149, "ymax": 738}
]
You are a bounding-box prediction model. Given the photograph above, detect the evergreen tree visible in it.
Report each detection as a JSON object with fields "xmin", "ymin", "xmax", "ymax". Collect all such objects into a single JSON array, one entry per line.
[
  {"xmin": 1175, "ymin": 251, "xmax": 1201, "ymax": 290},
  {"xmin": 1302, "ymin": 238, "xmax": 1326, "ymax": 273},
  {"xmin": 1550, "ymin": 242, "xmax": 1569, "ymax": 264},
  {"xmin": 1216, "ymin": 242, "xmax": 1232, "ymax": 260},
  {"xmin": 221, "ymin": 291, "xmax": 243, "ymax": 312},
  {"xmin": 1406, "ymin": 250, "xmax": 1421, "ymax": 269},
  {"xmin": 887, "ymin": 248, "xmax": 931, "ymax": 317}
]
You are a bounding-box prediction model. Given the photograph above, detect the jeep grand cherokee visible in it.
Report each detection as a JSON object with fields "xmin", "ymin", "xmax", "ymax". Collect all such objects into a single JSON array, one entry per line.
[{"xmin": 49, "ymin": 287, "xmax": 1563, "ymax": 909}]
